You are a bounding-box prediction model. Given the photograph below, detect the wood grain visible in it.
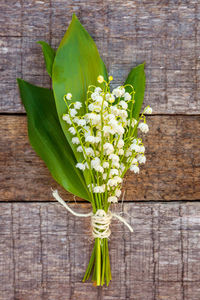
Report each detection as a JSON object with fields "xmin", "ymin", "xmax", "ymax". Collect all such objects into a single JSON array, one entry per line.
[
  {"xmin": 0, "ymin": 202, "xmax": 200, "ymax": 300},
  {"xmin": 1, "ymin": 115, "xmax": 200, "ymax": 202},
  {"xmin": 0, "ymin": 0, "xmax": 199, "ymax": 113}
]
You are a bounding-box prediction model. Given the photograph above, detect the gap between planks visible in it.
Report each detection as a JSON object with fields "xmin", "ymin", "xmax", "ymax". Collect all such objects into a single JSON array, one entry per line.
[
  {"xmin": 1, "ymin": 200, "xmax": 200, "ymax": 204},
  {"xmin": 1, "ymin": 112, "xmax": 200, "ymax": 116}
]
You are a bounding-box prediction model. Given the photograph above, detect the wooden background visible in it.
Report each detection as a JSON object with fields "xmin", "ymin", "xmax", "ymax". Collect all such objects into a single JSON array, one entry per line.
[{"xmin": 0, "ymin": 1, "xmax": 200, "ymax": 299}]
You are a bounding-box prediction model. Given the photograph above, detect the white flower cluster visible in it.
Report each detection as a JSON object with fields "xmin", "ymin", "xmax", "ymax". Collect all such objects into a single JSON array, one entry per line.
[{"xmin": 62, "ymin": 75, "xmax": 152, "ymax": 205}]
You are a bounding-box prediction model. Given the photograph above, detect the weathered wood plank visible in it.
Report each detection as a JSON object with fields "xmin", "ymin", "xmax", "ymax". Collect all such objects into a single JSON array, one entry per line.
[
  {"xmin": 1, "ymin": 115, "xmax": 200, "ymax": 201},
  {"xmin": 0, "ymin": 0, "xmax": 199, "ymax": 113},
  {"xmin": 0, "ymin": 0, "xmax": 51, "ymax": 38},
  {"xmin": 0, "ymin": 202, "xmax": 200, "ymax": 300},
  {"xmin": 0, "ymin": 36, "xmax": 51, "ymax": 113}
]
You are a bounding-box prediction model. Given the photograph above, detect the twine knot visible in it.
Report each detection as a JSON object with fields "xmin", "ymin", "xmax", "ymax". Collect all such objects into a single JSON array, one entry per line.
[
  {"xmin": 91, "ymin": 209, "xmax": 112, "ymax": 239},
  {"xmin": 52, "ymin": 190, "xmax": 133, "ymax": 239}
]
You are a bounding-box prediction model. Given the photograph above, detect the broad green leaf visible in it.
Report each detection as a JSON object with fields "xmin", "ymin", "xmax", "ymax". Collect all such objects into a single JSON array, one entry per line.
[
  {"xmin": 17, "ymin": 79, "xmax": 91, "ymax": 201},
  {"xmin": 37, "ymin": 41, "xmax": 55, "ymax": 77},
  {"xmin": 52, "ymin": 14, "xmax": 108, "ymax": 186},
  {"xmin": 124, "ymin": 63, "xmax": 145, "ymax": 120},
  {"xmin": 52, "ymin": 14, "xmax": 107, "ymax": 156}
]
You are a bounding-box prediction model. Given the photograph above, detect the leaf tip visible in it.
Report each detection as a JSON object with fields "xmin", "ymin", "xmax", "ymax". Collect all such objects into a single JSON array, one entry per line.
[
  {"xmin": 72, "ymin": 13, "xmax": 77, "ymax": 20},
  {"xmin": 71, "ymin": 13, "xmax": 81, "ymax": 26},
  {"xmin": 37, "ymin": 41, "xmax": 43, "ymax": 46},
  {"xmin": 36, "ymin": 41, "xmax": 48, "ymax": 49},
  {"xmin": 16, "ymin": 77, "xmax": 23, "ymax": 85}
]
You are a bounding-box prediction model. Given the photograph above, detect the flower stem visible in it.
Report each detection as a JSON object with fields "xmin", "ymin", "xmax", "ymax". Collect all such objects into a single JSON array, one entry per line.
[
  {"xmin": 96, "ymin": 238, "xmax": 101, "ymax": 285},
  {"xmin": 101, "ymin": 238, "xmax": 106, "ymax": 286},
  {"xmin": 105, "ymin": 239, "xmax": 112, "ymax": 285},
  {"xmin": 82, "ymin": 242, "xmax": 96, "ymax": 282},
  {"xmin": 82, "ymin": 237, "xmax": 111, "ymax": 286}
]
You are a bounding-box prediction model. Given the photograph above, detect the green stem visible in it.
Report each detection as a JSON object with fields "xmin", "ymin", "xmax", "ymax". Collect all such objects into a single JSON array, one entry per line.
[
  {"xmin": 105, "ymin": 239, "xmax": 112, "ymax": 285},
  {"xmin": 101, "ymin": 239, "xmax": 106, "ymax": 286},
  {"xmin": 96, "ymin": 238, "xmax": 101, "ymax": 286},
  {"xmin": 92, "ymin": 256, "xmax": 97, "ymax": 282},
  {"xmin": 82, "ymin": 242, "xmax": 96, "ymax": 282}
]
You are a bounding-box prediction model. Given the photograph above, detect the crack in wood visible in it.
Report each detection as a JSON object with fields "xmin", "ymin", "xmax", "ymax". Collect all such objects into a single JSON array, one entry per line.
[
  {"xmin": 11, "ymin": 203, "xmax": 16, "ymax": 299},
  {"xmin": 122, "ymin": 202, "xmax": 129, "ymax": 299},
  {"xmin": 39, "ymin": 206, "xmax": 45, "ymax": 298},
  {"xmin": 179, "ymin": 205, "xmax": 185, "ymax": 300},
  {"xmin": 151, "ymin": 207, "xmax": 157, "ymax": 300}
]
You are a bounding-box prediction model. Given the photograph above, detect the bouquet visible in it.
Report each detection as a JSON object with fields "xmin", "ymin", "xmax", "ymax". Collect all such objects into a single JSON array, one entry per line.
[{"xmin": 17, "ymin": 14, "xmax": 152, "ymax": 286}]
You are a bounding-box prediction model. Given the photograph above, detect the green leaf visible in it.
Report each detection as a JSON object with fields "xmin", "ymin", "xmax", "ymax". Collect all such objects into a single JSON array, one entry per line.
[
  {"xmin": 37, "ymin": 41, "xmax": 55, "ymax": 77},
  {"xmin": 124, "ymin": 62, "xmax": 146, "ymax": 120},
  {"xmin": 52, "ymin": 14, "xmax": 108, "ymax": 161},
  {"xmin": 17, "ymin": 79, "xmax": 91, "ymax": 201}
]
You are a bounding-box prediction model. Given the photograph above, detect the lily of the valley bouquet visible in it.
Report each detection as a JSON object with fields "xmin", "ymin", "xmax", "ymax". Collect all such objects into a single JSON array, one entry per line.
[{"xmin": 17, "ymin": 14, "xmax": 152, "ymax": 286}]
